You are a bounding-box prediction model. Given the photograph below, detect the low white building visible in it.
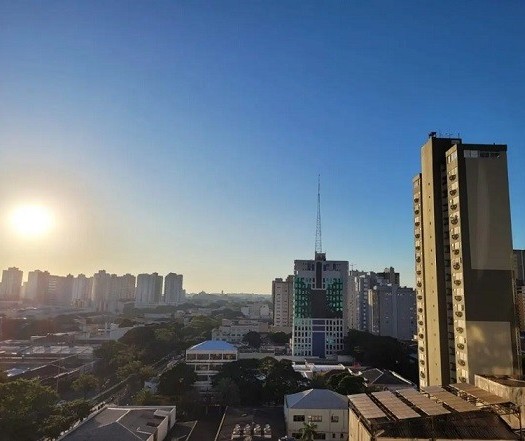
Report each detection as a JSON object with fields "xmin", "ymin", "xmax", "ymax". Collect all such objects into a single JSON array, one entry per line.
[
  {"xmin": 185, "ymin": 340, "xmax": 237, "ymax": 392},
  {"xmin": 211, "ymin": 319, "xmax": 269, "ymax": 344},
  {"xmin": 284, "ymin": 389, "xmax": 349, "ymax": 440}
]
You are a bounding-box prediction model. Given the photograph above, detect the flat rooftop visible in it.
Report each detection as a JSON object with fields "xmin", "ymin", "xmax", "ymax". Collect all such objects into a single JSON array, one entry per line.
[{"xmin": 214, "ymin": 407, "xmax": 285, "ymax": 441}]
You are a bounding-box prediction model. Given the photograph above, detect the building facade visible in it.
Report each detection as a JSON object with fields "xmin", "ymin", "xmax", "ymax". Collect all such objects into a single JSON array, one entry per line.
[
  {"xmin": 284, "ymin": 389, "xmax": 349, "ymax": 440},
  {"xmin": 292, "ymin": 252, "xmax": 348, "ymax": 358},
  {"xmin": 185, "ymin": 340, "xmax": 238, "ymax": 392},
  {"xmin": 272, "ymin": 275, "xmax": 294, "ymax": 330},
  {"xmin": 164, "ymin": 273, "xmax": 184, "ymax": 305},
  {"xmin": 24, "ymin": 270, "xmax": 50, "ymax": 303},
  {"xmin": 0, "ymin": 267, "xmax": 23, "ymax": 300},
  {"xmin": 414, "ymin": 135, "xmax": 521, "ymax": 387},
  {"xmin": 135, "ymin": 273, "xmax": 163, "ymax": 307},
  {"xmin": 368, "ymin": 284, "xmax": 416, "ymax": 340}
]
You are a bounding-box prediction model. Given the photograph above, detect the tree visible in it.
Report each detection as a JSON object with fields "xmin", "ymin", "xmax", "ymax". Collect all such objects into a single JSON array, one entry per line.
[
  {"xmin": 213, "ymin": 378, "xmax": 241, "ymax": 406},
  {"xmin": 116, "ymin": 360, "xmax": 144, "ymax": 381},
  {"xmin": 0, "ymin": 369, "xmax": 7, "ymax": 383},
  {"xmin": 0, "ymin": 379, "xmax": 58, "ymax": 441},
  {"xmin": 268, "ymin": 331, "xmax": 290, "ymax": 346},
  {"xmin": 212, "ymin": 359, "xmax": 263, "ymax": 405},
  {"xmin": 243, "ymin": 331, "xmax": 262, "ymax": 349},
  {"xmin": 300, "ymin": 422, "xmax": 318, "ymax": 441},
  {"xmin": 333, "ymin": 375, "xmax": 365, "ymax": 395},
  {"xmin": 260, "ymin": 358, "xmax": 307, "ymax": 404},
  {"xmin": 71, "ymin": 374, "xmax": 99, "ymax": 399},
  {"xmin": 309, "ymin": 373, "xmax": 327, "ymax": 389},
  {"xmin": 133, "ymin": 389, "xmax": 172, "ymax": 406},
  {"xmin": 42, "ymin": 400, "xmax": 91, "ymax": 439},
  {"xmin": 158, "ymin": 363, "xmax": 197, "ymax": 397}
]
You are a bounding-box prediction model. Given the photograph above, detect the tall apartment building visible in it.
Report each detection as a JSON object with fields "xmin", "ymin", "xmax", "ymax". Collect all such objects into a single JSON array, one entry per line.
[
  {"xmin": 135, "ymin": 273, "xmax": 163, "ymax": 307},
  {"xmin": 414, "ymin": 134, "xmax": 520, "ymax": 387},
  {"xmin": 513, "ymin": 250, "xmax": 525, "ymax": 287},
  {"xmin": 47, "ymin": 274, "xmax": 74, "ymax": 304},
  {"xmin": 272, "ymin": 275, "xmax": 294, "ymax": 331},
  {"xmin": 72, "ymin": 274, "xmax": 93, "ymax": 307},
  {"xmin": 368, "ymin": 284, "xmax": 416, "ymax": 340},
  {"xmin": 24, "ymin": 270, "xmax": 50, "ymax": 303},
  {"xmin": 164, "ymin": 273, "xmax": 184, "ymax": 305},
  {"xmin": 91, "ymin": 270, "xmax": 112, "ymax": 311},
  {"xmin": 110, "ymin": 273, "xmax": 136, "ymax": 301},
  {"xmin": 292, "ymin": 252, "xmax": 349, "ymax": 358},
  {"xmin": 0, "ymin": 267, "xmax": 23, "ymax": 300}
]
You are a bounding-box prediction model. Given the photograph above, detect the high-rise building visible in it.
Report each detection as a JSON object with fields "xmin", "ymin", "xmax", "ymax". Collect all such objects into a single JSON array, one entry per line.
[
  {"xmin": 368, "ymin": 284, "xmax": 416, "ymax": 340},
  {"xmin": 25, "ymin": 270, "xmax": 50, "ymax": 303},
  {"xmin": 164, "ymin": 273, "xmax": 184, "ymax": 305},
  {"xmin": 513, "ymin": 249, "xmax": 525, "ymax": 287},
  {"xmin": 91, "ymin": 270, "xmax": 112, "ymax": 311},
  {"xmin": 0, "ymin": 267, "xmax": 23, "ymax": 300},
  {"xmin": 272, "ymin": 275, "xmax": 294, "ymax": 331},
  {"xmin": 292, "ymin": 252, "xmax": 349, "ymax": 358},
  {"xmin": 72, "ymin": 274, "xmax": 93, "ymax": 307},
  {"xmin": 414, "ymin": 134, "xmax": 520, "ymax": 387},
  {"xmin": 135, "ymin": 273, "xmax": 163, "ymax": 307},
  {"xmin": 47, "ymin": 274, "xmax": 74, "ymax": 304}
]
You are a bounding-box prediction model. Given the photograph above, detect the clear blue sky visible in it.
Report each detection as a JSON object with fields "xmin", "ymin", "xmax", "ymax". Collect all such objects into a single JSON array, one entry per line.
[{"xmin": 1, "ymin": 1, "xmax": 524, "ymax": 292}]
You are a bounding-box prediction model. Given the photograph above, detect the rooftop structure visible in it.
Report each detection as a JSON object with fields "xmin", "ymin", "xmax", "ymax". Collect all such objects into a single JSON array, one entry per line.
[
  {"xmin": 59, "ymin": 405, "xmax": 176, "ymax": 441},
  {"xmin": 349, "ymin": 388, "xmax": 518, "ymax": 441},
  {"xmin": 214, "ymin": 407, "xmax": 286, "ymax": 441}
]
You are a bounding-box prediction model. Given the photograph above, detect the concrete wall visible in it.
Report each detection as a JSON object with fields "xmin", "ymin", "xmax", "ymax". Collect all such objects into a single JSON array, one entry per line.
[{"xmin": 286, "ymin": 407, "xmax": 348, "ymax": 440}]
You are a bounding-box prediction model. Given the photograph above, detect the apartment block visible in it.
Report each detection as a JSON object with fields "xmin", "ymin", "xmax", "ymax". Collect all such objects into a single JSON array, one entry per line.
[
  {"xmin": 272, "ymin": 275, "xmax": 293, "ymax": 331},
  {"xmin": 414, "ymin": 134, "xmax": 520, "ymax": 387}
]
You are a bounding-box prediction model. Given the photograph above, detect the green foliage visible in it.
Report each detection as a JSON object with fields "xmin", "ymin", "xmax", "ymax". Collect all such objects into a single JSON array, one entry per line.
[
  {"xmin": 133, "ymin": 389, "xmax": 172, "ymax": 406},
  {"xmin": 345, "ymin": 330, "xmax": 418, "ymax": 383},
  {"xmin": 0, "ymin": 379, "xmax": 59, "ymax": 441},
  {"xmin": 267, "ymin": 331, "xmax": 290, "ymax": 345},
  {"xmin": 116, "ymin": 360, "xmax": 144, "ymax": 381},
  {"xmin": 0, "ymin": 369, "xmax": 7, "ymax": 383},
  {"xmin": 329, "ymin": 373, "xmax": 365, "ymax": 395},
  {"xmin": 214, "ymin": 357, "xmax": 307, "ymax": 406},
  {"xmin": 242, "ymin": 331, "xmax": 262, "ymax": 348},
  {"xmin": 158, "ymin": 363, "xmax": 197, "ymax": 397},
  {"xmin": 300, "ymin": 422, "xmax": 318, "ymax": 441},
  {"xmin": 71, "ymin": 373, "xmax": 99, "ymax": 399},
  {"xmin": 309, "ymin": 373, "xmax": 327, "ymax": 389},
  {"xmin": 42, "ymin": 400, "xmax": 91, "ymax": 439},
  {"xmin": 213, "ymin": 378, "xmax": 241, "ymax": 406}
]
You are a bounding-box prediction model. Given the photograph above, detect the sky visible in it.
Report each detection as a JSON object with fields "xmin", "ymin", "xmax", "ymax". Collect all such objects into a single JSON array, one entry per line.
[{"xmin": 0, "ymin": 1, "xmax": 524, "ymax": 293}]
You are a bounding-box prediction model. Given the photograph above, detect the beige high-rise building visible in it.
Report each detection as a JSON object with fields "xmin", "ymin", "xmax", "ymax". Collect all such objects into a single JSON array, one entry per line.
[
  {"xmin": 272, "ymin": 275, "xmax": 294, "ymax": 331},
  {"xmin": 414, "ymin": 134, "xmax": 520, "ymax": 387}
]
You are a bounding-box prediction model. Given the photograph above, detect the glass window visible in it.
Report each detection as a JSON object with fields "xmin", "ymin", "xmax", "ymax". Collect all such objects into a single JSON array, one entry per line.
[{"xmin": 293, "ymin": 415, "xmax": 305, "ymax": 422}]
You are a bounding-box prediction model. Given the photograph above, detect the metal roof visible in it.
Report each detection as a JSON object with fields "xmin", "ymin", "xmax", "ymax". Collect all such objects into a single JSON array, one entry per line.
[
  {"xmin": 449, "ymin": 382, "xmax": 509, "ymax": 405},
  {"xmin": 422, "ymin": 386, "xmax": 479, "ymax": 412},
  {"xmin": 396, "ymin": 388, "xmax": 450, "ymax": 416},
  {"xmin": 348, "ymin": 393, "xmax": 387, "ymax": 420},
  {"xmin": 372, "ymin": 391, "xmax": 420, "ymax": 420},
  {"xmin": 186, "ymin": 340, "xmax": 237, "ymax": 352},
  {"xmin": 286, "ymin": 389, "xmax": 348, "ymax": 410}
]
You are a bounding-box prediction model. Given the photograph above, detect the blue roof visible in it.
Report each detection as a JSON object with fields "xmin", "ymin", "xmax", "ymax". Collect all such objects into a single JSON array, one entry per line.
[
  {"xmin": 187, "ymin": 340, "xmax": 237, "ymax": 352},
  {"xmin": 285, "ymin": 389, "xmax": 348, "ymax": 409}
]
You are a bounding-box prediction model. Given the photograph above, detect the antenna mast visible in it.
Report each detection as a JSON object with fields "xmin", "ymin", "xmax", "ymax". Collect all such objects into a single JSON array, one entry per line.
[{"xmin": 315, "ymin": 175, "xmax": 322, "ymax": 253}]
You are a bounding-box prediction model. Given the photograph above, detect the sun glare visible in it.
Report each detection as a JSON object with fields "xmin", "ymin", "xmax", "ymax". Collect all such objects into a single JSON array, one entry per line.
[{"xmin": 9, "ymin": 204, "xmax": 54, "ymax": 238}]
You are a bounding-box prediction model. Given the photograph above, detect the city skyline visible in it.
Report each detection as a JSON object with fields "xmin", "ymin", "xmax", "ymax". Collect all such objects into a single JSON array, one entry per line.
[{"xmin": 1, "ymin": 2, "xmax": 524, "ymax": 293}]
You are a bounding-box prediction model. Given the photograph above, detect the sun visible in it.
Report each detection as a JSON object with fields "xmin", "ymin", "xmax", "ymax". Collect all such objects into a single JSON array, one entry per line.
[{"xmin": 9, "ymin": 204, "xmax": 54, "ymax": 238}]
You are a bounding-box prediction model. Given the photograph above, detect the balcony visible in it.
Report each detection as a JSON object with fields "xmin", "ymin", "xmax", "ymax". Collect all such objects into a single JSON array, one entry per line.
[
  {"xmin": 453, "ymin": 263, "xmax": 460, "ymax": 270},
  {"xmin": 454, "ymin": 295, "xmax": 462, "ymax": 302},
  {"xmin": 449, "ymin": 174, "xmax": 457, "ymax": 181},
  {"xmin": 449, "ymin": 189, "xmax": 457, "ymax": 196},
  {"xmin": 454, "ymin": 280, "xmax": 462, "ymax": 286}
]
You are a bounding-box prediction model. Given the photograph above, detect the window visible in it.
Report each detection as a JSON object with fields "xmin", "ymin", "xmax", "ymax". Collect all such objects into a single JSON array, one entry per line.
[
  {"xmin": 293, "ymin": 415, "xmax": 305, "ymax": 422},
  {"xmin": 331, "ymin": 415, "xmax": 339, "ymax": 423},
  {"xmin": 309, "ymin": 415, "xmax": 322, "ymax": 422},
  {"xmin": 314, "ymin": 434, "xmax": 326, "ymax": 440}
]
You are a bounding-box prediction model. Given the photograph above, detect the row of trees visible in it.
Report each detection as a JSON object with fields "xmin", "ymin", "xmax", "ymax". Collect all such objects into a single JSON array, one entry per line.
[{"xmin": 0, "ymin": 379, "xmax": 92, "ymax": 441}]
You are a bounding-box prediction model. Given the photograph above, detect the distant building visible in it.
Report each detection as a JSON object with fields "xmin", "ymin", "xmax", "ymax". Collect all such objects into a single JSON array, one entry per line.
[
  {"xmin": 211, "ymin": 319, "xmax": 269, "ymax": 344},
  {"xmin": 111, "ymin": 273, "xmax": 136, "ymax": 301},
  {"xmin": 72, "ymin": 274, "xmax": 93, "ymax": 308},
  {"xmin": 91, "ymin": 270, "xmax": 112, "ymax": 311},
  {"xmin": 272, "ymin": 276, "xmax": 293, "ymax": 331},
  {"xmin": 58, "ymin": 405, "xmax": 176, "ymax": 441},
  {"xmin": 47, "ymin": 274, "xmax": 74, "ymax": 305},
  {"xmin": 292, "ymin": 252, "xmax": 349, "ymax": 359},
  {"xmin": 513, "ymin": 249, "xmax": 525, "ymax": 287},
  {"xmin": 0, "ymin": 267, "xmax": 23, "ymax": 300},
  {"xmin": 164, "ymin": 273, "xmax": 184, "ymax": 305},
  {"xmin": 414, "ymin": 135, "xmax": 521, "ymax": 386},
  {"xmin": 284, "ymin": 389, "xmax": 349, "ymax": 440},
  {"xmin": 24, "ymin": 270, "xmax": 50, "ymax": 303},
  {"xmin": 368, "ymin": 284, "xmax": 416, "ymax": 340},
  {"xmin": 185, "ymin": 340, "xmax": 237, "ymax": 392},
  {"xmin": 135, "ymin": 273, "xmax": 163, "ymax": 307}
]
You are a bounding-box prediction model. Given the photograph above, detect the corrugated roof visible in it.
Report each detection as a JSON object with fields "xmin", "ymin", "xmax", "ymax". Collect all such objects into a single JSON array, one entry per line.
[
  {"xmin": 186, "ymin": 340, "xmax": 237, "ymax": 351},
  {"xmin": 372, "ymin": 391, "xmax": 420, "ymax": 420},
  {"xmin": 285, "ymin": 389, "xmax": 348, "ymax": 410}
]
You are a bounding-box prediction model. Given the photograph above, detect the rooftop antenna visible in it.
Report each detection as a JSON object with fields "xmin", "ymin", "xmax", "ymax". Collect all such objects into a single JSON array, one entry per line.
[{"xmin": 315, "ymin": 175, "xmax": 322, "ymax": 254}]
